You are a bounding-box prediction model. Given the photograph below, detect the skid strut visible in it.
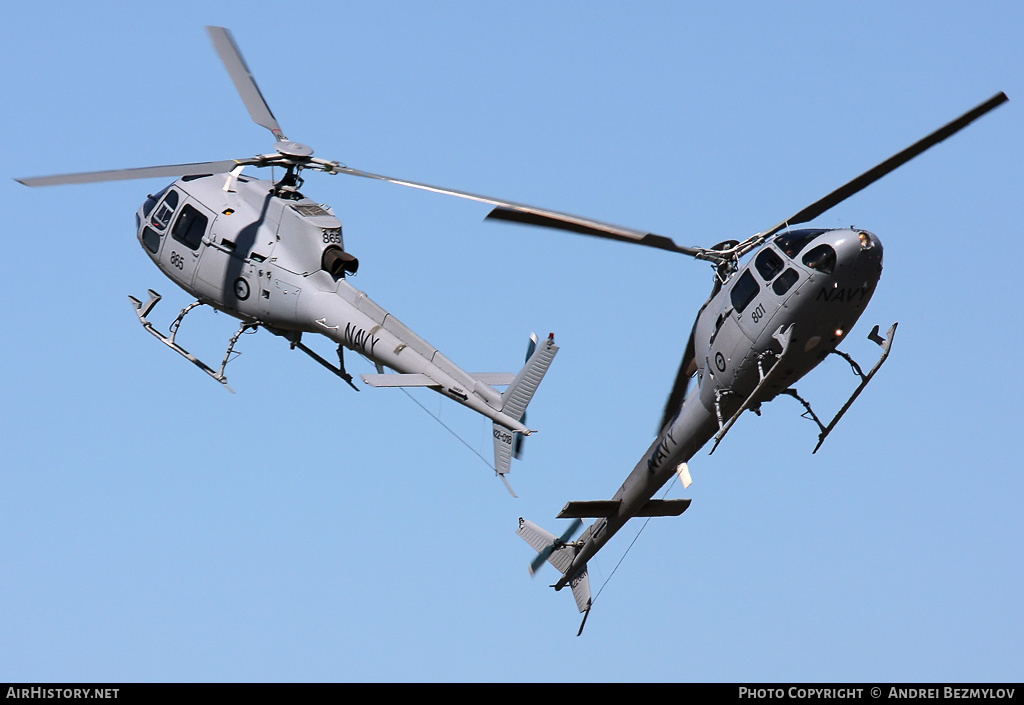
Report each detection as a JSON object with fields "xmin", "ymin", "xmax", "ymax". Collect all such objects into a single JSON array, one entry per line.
[
  {"xmin": 129, "ymin": 289, "xmax": 256, "ymax": 392},
  {"xmin": 710, "ymin": 323, "xmax": 795, "ymax": 454},
  {"xmin": 786, "ymin": 322, "xmax": 898, "ymax": 453},
  {"xmin": 285, "ymin": 333, "xmax": 360, "ymax": 392}
]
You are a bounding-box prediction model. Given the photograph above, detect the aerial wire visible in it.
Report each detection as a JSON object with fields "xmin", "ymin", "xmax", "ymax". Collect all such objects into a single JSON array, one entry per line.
[
  {"xmin": 398, "ymin": 387, "xmax": 495, "ymax": 471},
  {"xmin": 592, "ymin": 471, "xmax": 681, "ymax": 604},
  {"xmin": 401, "ymin": 379, "xmax": 686, "ymax": 601}
]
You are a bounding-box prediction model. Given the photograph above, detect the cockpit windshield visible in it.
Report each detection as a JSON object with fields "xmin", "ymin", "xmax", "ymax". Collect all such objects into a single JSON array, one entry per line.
[
  {"xmin": 774, "ymin": 229, "xmax": 828, "ymax": 258},
  {"xmin": 143, "ymin": 185, "xmax": 171, "ymax": 218},
  {"xmin": 802, "ymin": 244, "xmax": 836, "ymax": 274},
  {"xmin": 151, "ymin": 189, "xmax": 179, "ymax": 230}
]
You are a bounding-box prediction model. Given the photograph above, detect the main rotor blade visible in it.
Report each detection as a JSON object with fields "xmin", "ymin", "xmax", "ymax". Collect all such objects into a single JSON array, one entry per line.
[
  {"xmin": 336, "ymin": 165, "xmax": 704, "ymax": 257},
  {"xmin": 760, "ymin": 92, "xmax": 1008, "ymax": 240},
  {"xmin": 659, "ymin": 321, "xmax": 698, "ymax": 435},
  {"xmin": 16, "ymin": 160, "xmax": 245, "ymax": 187},
  {"xmin": 207, "ymin": 26, "xmax": 285, "ymax": 141},
  {"xmin": 488, "ymin": 206, "xmax": 705, "ymax": 257}
]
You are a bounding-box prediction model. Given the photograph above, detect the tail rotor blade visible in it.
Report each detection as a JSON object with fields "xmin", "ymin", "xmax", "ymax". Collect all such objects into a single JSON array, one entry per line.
[
  {"xmin": 513, "ymin": 430, "xmax": 525, "ymax": 459},
  {"xmin": 529, "ymin": 518, "xmax": 583, "ymax": 576},
  {"xmin": 558, "ymin": 518, "xmax": 584, "ymax": 544},
  {"xmin": 529, "ymin": 546, "xmax": 553, "ymax": 576},
  {"xmin": 659, "ymin": 321, "xmax": 697, "ymax": 434}
]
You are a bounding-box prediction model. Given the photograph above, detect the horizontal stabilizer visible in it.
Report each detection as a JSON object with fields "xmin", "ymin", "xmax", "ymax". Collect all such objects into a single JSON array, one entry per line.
[
  {"xmin": 360, "ymin": 373, "xmax": 438, "ymax": 388},
  {"xmin": 636, "ymin": 499, "xmax": 692, "ymax": 517},
  {"xmin": 557, "ymin": 498, "xmax": 691, "ymax": 518},
  {"xmin": 558, "ymin": 500, "xmax": 620, "ymax": 519}
]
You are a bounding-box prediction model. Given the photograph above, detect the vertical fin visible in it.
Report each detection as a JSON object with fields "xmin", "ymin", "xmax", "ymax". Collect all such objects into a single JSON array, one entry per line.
[
  {"xmin": 493, "ymin": 423, "xmax": 516, "ymax": 479},
  {"xmin": 514, "ymin": 333, "xmax": 539, "ymax": 459},
  {"xmin": 568, "ymin": 566, "xmax": 592, "ymax": 614},
  {"xmin": 499, "ymin": 333, "xmax": 558, "ymax": 420},
  {"xmin": 491, "ymin": 334, "xmax": 559, "ymax": 480}
]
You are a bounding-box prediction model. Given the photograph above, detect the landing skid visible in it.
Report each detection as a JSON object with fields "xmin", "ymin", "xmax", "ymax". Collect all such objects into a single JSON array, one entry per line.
[
  {"xmin": 128, "ymin": 289, "xmax": 256, "ymax": 393},
  {"xmin": 710, "ymin": 322, "xmax": 897, "ymax": 454},
  {"xmin": 785, "ymin": 322, "xmax": 898, "ymax": 453}
]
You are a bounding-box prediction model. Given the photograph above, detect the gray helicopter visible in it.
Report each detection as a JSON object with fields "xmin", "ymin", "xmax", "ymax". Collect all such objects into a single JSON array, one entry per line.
[
  {"xmin": 497, "ymin": 93, "xmax": 1007, "ymax": 633},
  {"xmin": 15, "ymin": 26, "xmax": 560, "ymax": 491}
]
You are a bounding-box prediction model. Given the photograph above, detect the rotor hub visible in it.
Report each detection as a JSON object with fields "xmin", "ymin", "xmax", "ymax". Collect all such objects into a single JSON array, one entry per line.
[{"xmin": 275, "ymin": 141, "xmax": 314, "ymax": 158}]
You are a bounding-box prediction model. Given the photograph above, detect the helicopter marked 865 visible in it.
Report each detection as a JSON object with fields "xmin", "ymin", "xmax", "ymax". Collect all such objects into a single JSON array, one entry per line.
[
  {"xmin": 15, "ymin": 26, "xmax": 562, "ymax": 492},
  {"xmin": 342, "ymin": 322, "xmax": 381, "ymax": 357},
  {"xmin": 504, "ymin": 92, "xmax": 1007, "ymax": 633}
]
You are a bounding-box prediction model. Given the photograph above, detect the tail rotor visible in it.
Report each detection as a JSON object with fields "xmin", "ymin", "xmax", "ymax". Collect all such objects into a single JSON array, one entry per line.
[{"xmin": 523, "ymin": 518, "xmax": 583, "ymax": 577}]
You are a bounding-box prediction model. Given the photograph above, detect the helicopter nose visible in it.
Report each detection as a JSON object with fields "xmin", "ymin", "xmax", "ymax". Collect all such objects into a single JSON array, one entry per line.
[
  {"xmin": 830, "ymin": 228, "xmax": 882, "ymax": 269},
  {"xmin": 854, "ymin": 229, "xmax": 883, "ymax": 269},
  {"xmin": 807, "ymin": 229, "xmax": 882, "ymax": 279},
  {"xmin": 856, "ymin": 229, "xmax": 882, "ymax": 253}
]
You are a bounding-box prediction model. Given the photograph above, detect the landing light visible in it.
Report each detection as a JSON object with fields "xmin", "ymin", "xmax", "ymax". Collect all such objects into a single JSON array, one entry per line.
[
  {"xmin": 835, "ymin": 328, "xmax": 844, "ymax": 338},
  {"xmin": 858, "ymin": 231, "xmax": 873, "ymax": 249}
]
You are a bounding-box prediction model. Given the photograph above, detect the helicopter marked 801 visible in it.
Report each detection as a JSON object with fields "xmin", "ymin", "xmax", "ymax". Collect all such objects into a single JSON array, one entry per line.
[
  {"xmin": 15, "ymin": 26, "xmax": 561, "ymax": 492},
  {"xmin": 502, "ymin": 93, "xmax": 1006, "ymax": 633}
]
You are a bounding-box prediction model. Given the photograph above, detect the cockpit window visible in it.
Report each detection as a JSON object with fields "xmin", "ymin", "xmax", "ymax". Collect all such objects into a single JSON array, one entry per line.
[
  {"xmin": 142, "ymin": 227, "xmax": 162, "ymax": 254},
  {"xmin": 143, "ymin": 185, "xmax": 171, "ymax": 218},
  {"xmin": 151, "ymin": 189, "xmax": 179, "ymax": 230},
  {"xmin": 755, "ymin": 248, "xmax": 784, "ymax": 282},
  {"xmin": 171, "ymin": 204, "xmax": 208, "ymax": 251},
  {"xmin": 774, "ymin": 229, "xmax": 827, "ymax": 258},
  {"xmin": 730, "ymin": 270, "xmax": 760, "ymax": 314},
  {"xmin": 772, "ymin": 268, "xmax": 799, "ymax": 295},
  {"xmin": 802, "ymin": 244, "xmax": 836, "ymax": 274}
]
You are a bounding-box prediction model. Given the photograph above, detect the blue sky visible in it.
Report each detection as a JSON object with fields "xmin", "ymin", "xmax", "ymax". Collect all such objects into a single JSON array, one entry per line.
[{"xmin": 1, "ymin": 1, "xmax": 1021, "ymax": 683}]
